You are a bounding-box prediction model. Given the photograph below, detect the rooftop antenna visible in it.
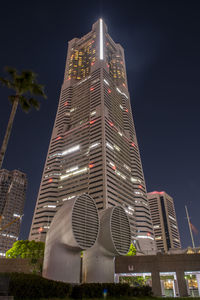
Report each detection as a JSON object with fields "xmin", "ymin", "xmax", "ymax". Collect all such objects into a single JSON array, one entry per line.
[{"xmin": 185, "ymin": 205, "xmax": 195, "ymax": 248}]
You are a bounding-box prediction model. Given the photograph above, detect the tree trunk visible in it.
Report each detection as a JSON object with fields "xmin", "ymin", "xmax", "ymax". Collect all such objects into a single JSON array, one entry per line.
[{"xmin": 0, "ymin": 98, "xmax": 19, "ymax": 169}]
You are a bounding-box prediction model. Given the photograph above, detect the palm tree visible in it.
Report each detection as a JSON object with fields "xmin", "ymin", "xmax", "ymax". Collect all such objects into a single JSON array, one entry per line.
[{"xmin": 0, "ymin": 67, "xmax": 47, "ymax": 169}]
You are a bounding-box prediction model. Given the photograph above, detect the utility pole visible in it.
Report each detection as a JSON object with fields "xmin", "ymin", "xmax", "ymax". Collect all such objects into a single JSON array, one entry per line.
[{"xmin": 185, "ymin": 205, "xmax": 195, "ymax": 249}]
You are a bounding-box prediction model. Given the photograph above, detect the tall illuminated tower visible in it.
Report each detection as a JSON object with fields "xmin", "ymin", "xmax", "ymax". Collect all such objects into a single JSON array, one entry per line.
[{"xmin": 29, "ymin": 20, "xmax": 156, "ymax": 252}]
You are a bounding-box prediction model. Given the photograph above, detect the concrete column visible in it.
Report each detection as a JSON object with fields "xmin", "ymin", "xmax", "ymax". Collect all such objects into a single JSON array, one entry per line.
[
  {"xmin": 172, "ymin": 280, "xmax": 176, "ymax": 297},
  {"xmin": 176, "ymin": 270, "xmax": 188, "ymax": 297},
  {"xmin": 160, "ymin": 280, "xmax": 165, "ymax": 296},
  {"xmin": 151, "ymin": 271, "xmax": 162, "ymax": 296},
  {"xmin": 196, "ymin": 274, "xmax": 200, "ymax": 296}
]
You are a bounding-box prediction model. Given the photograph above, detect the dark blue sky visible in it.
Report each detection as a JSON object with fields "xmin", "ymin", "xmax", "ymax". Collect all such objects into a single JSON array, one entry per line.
[{"xmin": 0, "ymin": 0, "xmax": 200, "ymax": 248}]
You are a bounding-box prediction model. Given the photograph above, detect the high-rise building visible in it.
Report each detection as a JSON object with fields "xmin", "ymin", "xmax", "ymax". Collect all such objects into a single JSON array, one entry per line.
[
  {"xmin": 147, "ymin": 191, "xmax": 181, "ymax": 252},
  {"xmin": 29, "ymin": 19, "xmax": 156, "ymax": 252},
  {"xmin": 0, "ymin": 169, "xmax": 27, "ymax": 256}
]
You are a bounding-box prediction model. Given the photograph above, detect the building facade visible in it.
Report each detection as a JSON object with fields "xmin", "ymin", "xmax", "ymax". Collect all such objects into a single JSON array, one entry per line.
[
  {"xmin": 147, "ymin": 191, "xmax": 181, "ymax": 252},
  {"xmin": 0, "ymin": 169, "xmax": 27, "ymax": 256},
  {"xmin": 29, "ymin": 19, "xmax": 155, "ymax": 252}
]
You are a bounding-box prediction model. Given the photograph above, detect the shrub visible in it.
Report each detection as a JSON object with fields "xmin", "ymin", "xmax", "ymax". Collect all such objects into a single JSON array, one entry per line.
[
  {"xmin": 6, "ymin": 273, "xmax": 152, "ymax": 299},
  {"xmin": 8, "ymin": 273, "xmax": 71, "ymax": 299},
  {"xmin": 71, "ymin": 283, "xmax": 152, "ymax": 299}
]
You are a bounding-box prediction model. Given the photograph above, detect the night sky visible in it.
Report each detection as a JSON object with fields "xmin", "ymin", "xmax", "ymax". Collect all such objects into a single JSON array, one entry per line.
[{"xmin": 0, "ymin": 0, "xmax": 199, "ymax": 248}]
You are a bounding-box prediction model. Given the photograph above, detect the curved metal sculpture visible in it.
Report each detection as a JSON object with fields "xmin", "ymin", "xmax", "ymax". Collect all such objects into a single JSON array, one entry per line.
[
  {"xmin": 43, "ymin": 194, "xmax": 99, "ymax": 283},
  {"xmin": 83, "ymin": 206, "xmax": 131, "ymax": 283}
]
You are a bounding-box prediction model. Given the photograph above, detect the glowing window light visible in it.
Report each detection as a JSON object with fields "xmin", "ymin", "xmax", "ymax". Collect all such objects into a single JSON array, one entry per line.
[
  {"xmin": 134, "ymin": 191, "xmax": 142, "ymax": 195},
  {"xmin": 106, "ymin": 142, "xmax": 114, "ymax": 150},
  {"xmin": 126, "ymin": 109, "xmax": 128, "ymax": 112},
  {"xmin": 155, "ymin": 236, "xmax": 162, "ymax": 240},
  {"xmin": 138, "ymin": 235, "xmax": 154, "ymax": 240},
  {"xmin": 108, "ymin": 121, "xmax": 114, "ymax": 127},
  {"xmin": 119, "ymin": 104, "xmax": 123, "ymax": 110},
  {"xmin": 43, "ymin": 205, "xmax": 56, "ymax": 208},
  {"xmin": 118, "ymin": 131, "xmax": 123, "ymax": 136},
  {"xmin": 169, "ymin": 215, "xmax": 176, "ymax": 221},
  {"xmin": 108, "ymin": 89, "xmax": 111, "ymax": 94},
  {"xmin": 60, "ymin": 167, "xmax": 88, "ymax": 180},
  {"xmin": 64, "ymin": 101, "xmax": 68, "ymax": 106},
  {"xmin": 63, "ymin": 195, "xmax": 76, "ymax": 201},
  {"xmin": 115, "ymin": 170, "xmax": 126, "ymax": 180},
  {"xmin": 44, "ymin": 226, "xmax": 50, "ymax": 229},
  {"xmin": 90, "ymin": 87, "xmax": 94, "ymax": 91},
  {"xmin": 128, "ymin": 206, "xmax": 134, "ymax": 212},
  {"xmin": 90, "ymin": 110, "xmax": 96, "ymax": 116},
  {"xmin": 114, "ymin": 144, "xmax": 120, "ymax": 151},
  {"xmin": 109, "ymin": 161, "xmax": 116, "ymax": 170},
  {"xmin": 48, "ymin": 178, "xmax": 53, "ymax": 183},
  {"xmin": 89, "ymin": 164, "xmax": 94, "ymax": 168},
  {"xmin": 104, "ymin": 79, "xmax": 109, "ymax": 85},
  {"xmin": 130, "ymin": 177, "xmax": 141, "ymax": 183},
  {"xmin": 138, "ymin": 185, "xmax": 143, "ymax": 189},
  {"xmin": 62, "ymin": 145, "xmax": 80, "ymax": 156},
  {"xmin": 90, "ymin": 120, "xmax": 95, "ymax": 124},
  {"xmin": 100, "ymin": 18, "xmax": 103, "ymax": 60},
  {"xmin": 125, "ymin": 209, "xmax": 133, "ymax": 216},
  {"xmin": 66, "ymin": 166, "xmax": 79, "ymax": 173},
  {"xmin": 131, "ymin": 142, "xmax": 136, "ymax": 147},
  {"xmin": 56, "ymin": 136, "xmax": 62, "ymax": 140},
  {"xmin": 89, "ymin": 142, "xmax": 100, "ymax": 149},
  {"xmin": 13, "ymin": 213, "xmax": 20, "ymax": 218},
  {"xmin": 116, "ymin": 87, "xmax": 128, "ymax": 99},
  {"xmin": 124, "ymin": 164, "xmax": 131, "ymax": 172},
  {"xmin": 70, "ymin": 107, "xmax": 76, "ymax": 113},
  {"xmin": 38, "ymin": 227, "xmax": 43, "ymax": 233},
  {"xmin": 154, "ymin": 225, "xmax": 160, "ymax": 229}
]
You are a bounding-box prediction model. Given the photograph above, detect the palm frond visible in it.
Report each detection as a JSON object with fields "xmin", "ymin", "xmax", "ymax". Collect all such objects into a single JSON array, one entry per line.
[
  {"xmin": 19, "ymin": 96, "xmax": 31, "ymax": 113},
  {"xmin": 29, "ymin": 97, "xmax": 40, "ymax": 110},
  {"xmin": 0, "ymin": 78, "xmax": 13, "ymax": 89},
  {"xmin": 31, "ymin": 83, "xmax": 47, "ymax": 98},
  {"xmin": 4, "ymin": 67, "xmax": 17, "ymax": 80}
]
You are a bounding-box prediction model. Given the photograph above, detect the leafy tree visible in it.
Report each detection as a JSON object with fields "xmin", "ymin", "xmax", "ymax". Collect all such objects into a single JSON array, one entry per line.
[
  {"xmin": 126, "ymin": 243, "xmax": 136, "ymax": 256},
  {"xmin": 0, "ymin": 67, "xmax": 47, "ymax": 169},
  {"xmin": 6, "ymin": 240, "xmax": 45, "ymax": 274},
  {"xmin": 6, "ymin": 240, "xmax": 44, "ymax": 259}
]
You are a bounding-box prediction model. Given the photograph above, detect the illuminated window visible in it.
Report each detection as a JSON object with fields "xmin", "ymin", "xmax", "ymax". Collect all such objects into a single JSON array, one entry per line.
[
  {"xmin": 106, "ymin": 142, "xmax": 114, "ymax": 150},
  {"xmin": 62, "ymin": 145, "xmax": 80, "ymax": 156},
  {"xmin": 113, "ymin": 144, "xmax": 120, "ymax": 151},
  {"xmin": 104, "ymin": 79, "xmax": 109, "ymax": 85},
  {"xmin": 60, "ymin": 166, "xmax": 88, "ymax": 180}
]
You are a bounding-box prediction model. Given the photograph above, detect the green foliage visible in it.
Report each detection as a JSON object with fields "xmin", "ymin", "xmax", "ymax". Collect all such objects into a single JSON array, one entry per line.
[
  {"xmin": 6, "ymin": 240, "xmax": 44, "ymax": 259},
  {"xmin": 6, "ymin": 240, "xmax": 44, "ymax": 274},
  {"xmin": 6, "ymin": 273, "xmax": 153, "ymax": 299},
  {"xmin": 126, "ymin": 243, "xmax": 136, "ymax": 256},
  {"xmin": 0, "ymin": 67, "xmax": 47, "ymax": 112},
  {"xmin": 119, "ymin": 276, "xmax": 146, "ymax": 286}
]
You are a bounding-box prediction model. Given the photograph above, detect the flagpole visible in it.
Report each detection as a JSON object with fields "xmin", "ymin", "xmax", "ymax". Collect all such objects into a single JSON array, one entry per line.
[{"xmin": 185, "ymin": 205, "xmax": 195, "ymax": 248}]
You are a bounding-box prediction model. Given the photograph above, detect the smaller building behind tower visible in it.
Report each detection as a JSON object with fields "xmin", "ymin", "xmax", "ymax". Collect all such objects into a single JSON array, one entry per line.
[
  {"xmin": 0, "ymin": 169, "xmax": 27, "ymax": 257},
  {"xmin": 147, "ymin": 191, "xmax": 181, "ymax": 252}
]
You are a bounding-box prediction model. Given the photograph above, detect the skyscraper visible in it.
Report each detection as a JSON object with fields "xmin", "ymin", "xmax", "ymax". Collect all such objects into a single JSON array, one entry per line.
[
  {"xmin": 29, "ymin": 19, "xmax": 155, "ymax": 252},
  {"xmin": 0, "ymin": 169, "xmax": 27, "ymax": 256},
  {"xmin": 147, "ymin": 191, "xmax": 181, "ymax": 252}
]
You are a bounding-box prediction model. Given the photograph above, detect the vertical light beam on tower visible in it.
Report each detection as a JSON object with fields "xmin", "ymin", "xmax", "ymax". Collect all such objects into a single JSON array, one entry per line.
[{"xmin": 100, "ymin": 19, "xmax": 103, "ymax": 60}]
